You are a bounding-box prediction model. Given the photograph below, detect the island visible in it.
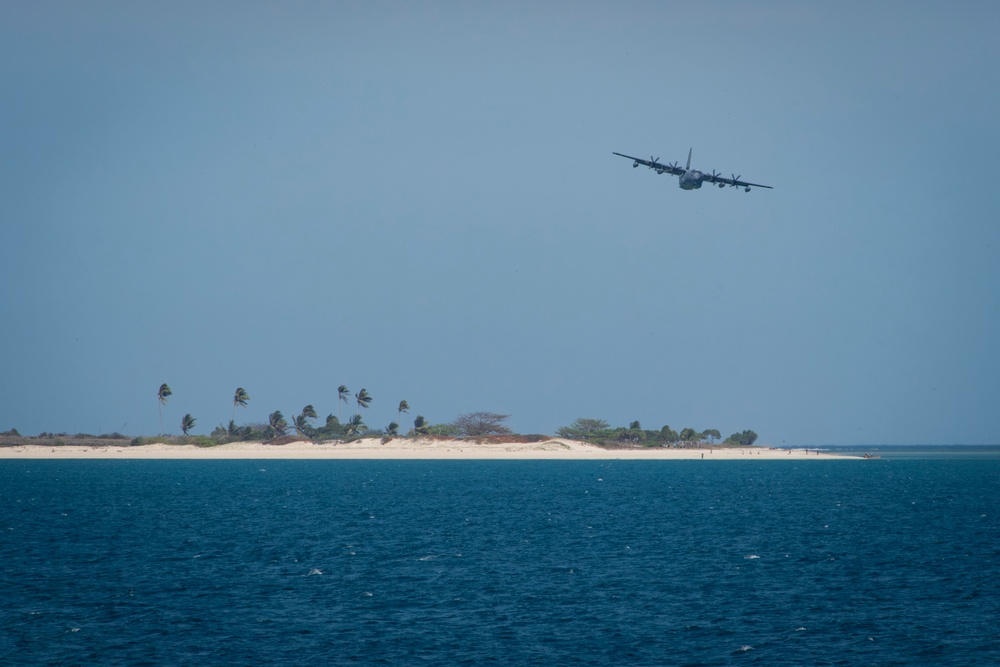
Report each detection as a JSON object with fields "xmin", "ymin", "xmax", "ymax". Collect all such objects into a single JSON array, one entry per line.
[{"xmin": 0, "ymin": 434, "xmax": 853, "ymax": 460}]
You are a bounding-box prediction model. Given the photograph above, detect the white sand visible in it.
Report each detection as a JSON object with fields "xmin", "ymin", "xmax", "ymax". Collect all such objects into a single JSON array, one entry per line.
[{"xmin": 0, "ymin": 438, "xmax": 855, "ymax": 460}]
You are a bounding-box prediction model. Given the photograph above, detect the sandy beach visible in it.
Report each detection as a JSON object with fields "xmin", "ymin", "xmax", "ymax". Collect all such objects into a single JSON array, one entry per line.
[{"xmin": 0, "ymin": 438, "xmax": 854, "ymax": 460}]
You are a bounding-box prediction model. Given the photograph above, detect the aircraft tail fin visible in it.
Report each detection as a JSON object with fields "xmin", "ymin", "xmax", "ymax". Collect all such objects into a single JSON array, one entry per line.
[{"xmin": 686, "ymin": 148, "xmax": 692, "ymax": 171}]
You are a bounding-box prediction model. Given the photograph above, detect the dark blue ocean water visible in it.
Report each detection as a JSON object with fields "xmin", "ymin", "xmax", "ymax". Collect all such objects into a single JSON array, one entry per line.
[{"xmin": 2, "ymin": 459, "xmax": 998, "ymax": 666}]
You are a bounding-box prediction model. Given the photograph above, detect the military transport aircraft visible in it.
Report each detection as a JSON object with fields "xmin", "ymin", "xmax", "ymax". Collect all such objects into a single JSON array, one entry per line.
[{"xmin": 612, "ymin": 148, "xmax": 772, "ymax": 192}]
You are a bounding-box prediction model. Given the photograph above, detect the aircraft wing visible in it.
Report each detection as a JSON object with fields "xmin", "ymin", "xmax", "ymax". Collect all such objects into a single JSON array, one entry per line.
[
  {"xmin": 612, "ymin": 152, "xmax": 685, "ymax": 176},
  {"xmin": 705, "ymin": 173, "xmax": 773, "ymax": 190}
]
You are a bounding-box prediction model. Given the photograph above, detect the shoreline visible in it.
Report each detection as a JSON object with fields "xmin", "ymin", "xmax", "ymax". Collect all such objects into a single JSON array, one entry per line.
[{"xmin": 0, "ymin": 438, "xmax": 857, "ymax": 460}]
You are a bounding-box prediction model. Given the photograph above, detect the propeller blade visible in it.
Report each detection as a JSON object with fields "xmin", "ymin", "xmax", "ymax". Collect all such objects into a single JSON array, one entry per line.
[{"xmin": 730, "ymin": 174, "xmax": 741, "ymax": 188}]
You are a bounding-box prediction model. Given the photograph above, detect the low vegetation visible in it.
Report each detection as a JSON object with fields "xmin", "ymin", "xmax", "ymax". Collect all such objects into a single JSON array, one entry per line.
[
  {"xmin": 1, "ymin": 432, "xmax": 132, "ymax": 448},
  {"xmin": 556, "ymin": 418, "xmax": 757, "ymax": 448},
  {"xmin": 3, "ymin": 384, "xmax": 759, "ymax": 449}
]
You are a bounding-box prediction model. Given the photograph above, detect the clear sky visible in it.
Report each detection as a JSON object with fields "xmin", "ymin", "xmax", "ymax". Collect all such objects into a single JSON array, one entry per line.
[{"xmin": 2, "ymin": 1, "xmax": 998, "ymax": 445}]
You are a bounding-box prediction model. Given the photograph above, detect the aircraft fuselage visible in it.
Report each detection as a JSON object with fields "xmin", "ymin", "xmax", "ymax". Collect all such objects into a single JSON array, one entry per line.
[{"xmin": 678, "ymin": 170, "xmax": 703, "ymax": 190}]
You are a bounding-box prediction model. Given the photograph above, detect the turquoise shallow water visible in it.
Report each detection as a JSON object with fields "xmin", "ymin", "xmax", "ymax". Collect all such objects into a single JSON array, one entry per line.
[{"xmin": 2, "ymin": 459, "xmax": 998, "ymax": 666}]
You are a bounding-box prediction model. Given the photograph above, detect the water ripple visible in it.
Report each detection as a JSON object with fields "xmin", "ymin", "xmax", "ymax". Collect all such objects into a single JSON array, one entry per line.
[{"xmin": 1, "ymin": 459, "xmax": 998, "ymax": 665}]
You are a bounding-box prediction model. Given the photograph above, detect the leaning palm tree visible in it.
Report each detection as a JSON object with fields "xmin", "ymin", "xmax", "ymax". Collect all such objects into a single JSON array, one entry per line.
[
  {"xmin": 231, "ymin": 387, "xmax": 250, "ymax": 421},
  {"xmin": 344, "ymin": 413, "xmax": 367, "ymax": 437},
  {"xmin": 293, "ymin": 414, "xmax": 310, "ymax": 438},
  {"xmin": 181, "ymin": 413, "xmax": 196, "ymax": 435},
  {"xmin": 386, "ymin": 421, "xmax": 399, "ymax": 436},
  {"xmin": 300, "ymin": 404, "xmax": 318, "ymax": 424},
  {"xmin": 157, "ymin": 383, "xmax": 172, "ymax": 435},
  {"xmin": 337, "ymin": 385, "xmax": 350, "ymax": 419},
  {"xmin": 355, "ymin": 388, "xmax": 372, "ymax": 410},
  {"xmin": 413, "ymin": 415, "xmax": 429, "ymax": 436},
  {"xmin": 294, "ymin": 405, "xmax": 318, "ymax": 438},
  {"xmin": 268, "ymin": 410, "xmax": 288, "ymax": 437},
  {"xmin": 398, "ymin": 400, "xmax": 410, "ymax": 419}
]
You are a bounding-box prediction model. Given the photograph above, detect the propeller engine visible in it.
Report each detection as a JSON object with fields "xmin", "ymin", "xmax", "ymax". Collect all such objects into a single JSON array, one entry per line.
[
  {"xmin": 729, "ymin": 174, "xmax": 741, "ymax": 188},
  {"xmin": 649, "ymin": 156, "xmax": 664, "ymax": 174},
  {"xmin": 709, "ymin": 169, "xmax": 723, "ymax": 183}
]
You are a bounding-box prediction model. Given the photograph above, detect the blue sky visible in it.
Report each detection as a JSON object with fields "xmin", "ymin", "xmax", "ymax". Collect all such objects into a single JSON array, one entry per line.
[{"xmin": 2, "ymin": 1, "xmax": 998, "ymax": 445}]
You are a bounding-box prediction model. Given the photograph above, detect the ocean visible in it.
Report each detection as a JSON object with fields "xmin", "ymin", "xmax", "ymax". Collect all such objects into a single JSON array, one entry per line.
[{"xmin": 2, "ymin": 457, "xmax": 998, "ymax": 666}]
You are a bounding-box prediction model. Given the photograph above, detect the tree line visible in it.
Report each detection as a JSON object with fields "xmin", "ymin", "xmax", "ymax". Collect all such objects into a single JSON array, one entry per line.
[
  {"xmin": 10, "ymin": 389, "xmax": 761, "ymax": 447},
  {"xmin": 556, "ymin": 418, "xmax": 758, "ymax": 447},
  {"xmin": 3, "ymin": 384, "xmax": 758, "ymax": 447},
  {"xmin": 149, "ymin": 383, "xmax": 521, "ymax": 445},
  {"xmin": 154, "ymin": 385, "xmax": 758, "ymax": 447}
]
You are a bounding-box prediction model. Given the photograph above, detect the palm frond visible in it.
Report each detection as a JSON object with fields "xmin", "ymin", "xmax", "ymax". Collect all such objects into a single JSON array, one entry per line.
[
  {"xmin": 355, "ymin": 388, "xmax": 372, "ymax": 409},
  {"xmin": 233, "ymin": 387, "xmax": 250, "ymax": 408},
  {"xmin": 345, "ymin": 413, "xmax": 367, "ymax": 436}
]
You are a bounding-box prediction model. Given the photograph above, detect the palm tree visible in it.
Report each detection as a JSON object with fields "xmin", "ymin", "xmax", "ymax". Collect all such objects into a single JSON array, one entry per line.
[
  {"xmin": 386, "ymin": 421, "xmax": 399, "ymax": 436},
  {"xmin": 294, "ymin": 405, "xmax": 318, "ymax": 438},
  {"xmin": 355, "ymin": 388, "xmax": 372, "ymax": 410},
  {"xmin": 300, "ymin": 404, "xmax": 318, "ymax": 424},
  {"xmin": 157, "ymin": 383, "xmax": 172, "ymax": 435},
  {"xmin": 268, "ymin": 410, "xmax": 288, "ymax": 437},
  {"xmin": 338, "ymin": 385, "xmax": 350, "ymax": 419},
  {"xmin": 345, "ymin": 413, "xmax": 367, "ymax": 437},
  {"xmin": 232, "ymin": 387, "xmax": 250, "ymax": 421},
  {"xmin": 181, "ymin": 413, "xmax": 196, "ymax": 435},
  {"xmin": 398, "ymin": 400, "xmax": 410, "ymax": 420},
  {"xmin": 413, "ymin": 415, "xmax": 429, "ymax": 436}
]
